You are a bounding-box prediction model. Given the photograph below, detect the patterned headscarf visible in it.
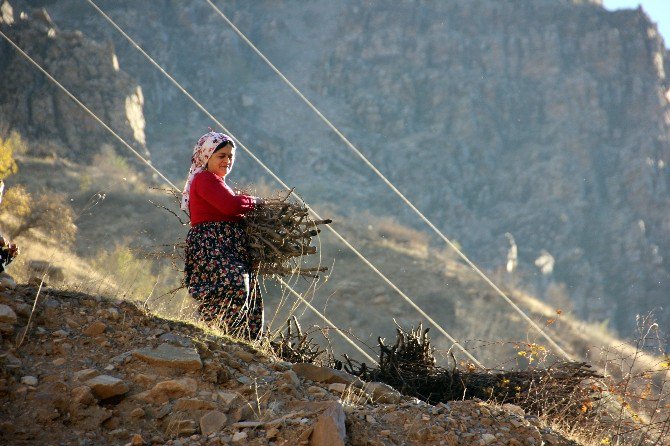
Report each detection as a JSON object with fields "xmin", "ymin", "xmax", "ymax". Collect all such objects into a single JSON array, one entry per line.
[{"xmin": 181, "ymin": 131, "xmax": 235, "ymax": 210}]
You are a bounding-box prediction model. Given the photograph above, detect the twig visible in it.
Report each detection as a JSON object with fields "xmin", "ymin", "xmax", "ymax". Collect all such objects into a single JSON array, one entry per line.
[{"xmin": 16, "ymin": 274, "xmax": 46, "ymax": 349}]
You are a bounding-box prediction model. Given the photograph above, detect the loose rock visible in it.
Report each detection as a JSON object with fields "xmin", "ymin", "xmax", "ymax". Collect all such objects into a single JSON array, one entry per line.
[
  {"xmin": 84, "ymin": 375, "xmax": 129, "ymax": 400},
  {"xmin": 133, "ymin": 343, "xmax": 202, "ymax": 371},
  {"xmin": 199, "ymin": 410, "xmax": 227, "ymax": 436}
]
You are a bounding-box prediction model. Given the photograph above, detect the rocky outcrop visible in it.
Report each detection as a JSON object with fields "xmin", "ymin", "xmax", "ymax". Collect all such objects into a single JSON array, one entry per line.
[
  {"xmin": 0, "ymin": 1, "xmax": 147, "ymax": 161},
  {"xmin": 319, "ymin": 0, "xmax": 670, "ymax": 333}
]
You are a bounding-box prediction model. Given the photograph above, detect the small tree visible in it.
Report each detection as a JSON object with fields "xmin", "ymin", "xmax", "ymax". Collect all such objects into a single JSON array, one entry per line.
[
  {"xmin": 7, "ymin": 192, "xmax": 77, "ymax": 244},
  {"xmin": 0, "ymin": 131, "xmax": 25, "ymax": 180}
]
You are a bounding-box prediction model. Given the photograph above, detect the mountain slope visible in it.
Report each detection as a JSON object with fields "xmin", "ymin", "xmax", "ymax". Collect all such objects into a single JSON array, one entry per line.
[
  {"xmin": 2, "ymin": 0, "xmax": 669, "ymax": 338},
  {"xmin": 0, "ymin": 283, "xmax": 583, "ymax": 446}
]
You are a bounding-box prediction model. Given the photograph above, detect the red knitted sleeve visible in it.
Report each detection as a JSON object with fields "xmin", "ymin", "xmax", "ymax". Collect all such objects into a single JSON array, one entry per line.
[{"xmin": 194, "ymin": 171, "xmax": 255, "ymax": 216}]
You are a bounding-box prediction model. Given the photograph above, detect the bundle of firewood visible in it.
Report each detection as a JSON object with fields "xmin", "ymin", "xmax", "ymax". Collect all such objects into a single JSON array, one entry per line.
[{"xmin": 246, "ymin": 190, "xmax": 331, "ymax": 277}]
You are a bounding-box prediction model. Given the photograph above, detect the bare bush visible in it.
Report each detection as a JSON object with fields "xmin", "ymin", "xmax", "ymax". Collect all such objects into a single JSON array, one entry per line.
[
  {"xmin": 5, "ymin": 191, "xmax": 77, "ymax": 244},
  {"xmin": 0, "ymin": 131, "xmax": 25, "ymax": 180}
]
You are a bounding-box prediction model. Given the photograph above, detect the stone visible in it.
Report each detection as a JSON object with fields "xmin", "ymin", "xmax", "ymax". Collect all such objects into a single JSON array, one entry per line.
[
  {"xmin": 282, "ymin": 370, "xmax": 300, "ymax": 387},
  {"xmin": 71, "ymin": 386, "xmax": 95, "ymax": 406},
  {"xmin": 199, "ymin": 410, "xmax": 227, "ymax": 436},
  {"xmin": 292, "ymin": 363, "xmax": 356, "ymax": 385},
  {"xmin": 231, "ymin": 431, "xmax": 247, "ymax": 443},
  {"xmin": 480, "ymin": 433, "xmax": 496, "ymax": 445},
  {"xmin": 84, "ymin": 375, "xmax": 129, "ymax": 400},
  {"xmin": 217, "ymin": 391, "xmax": 239, "ymax": 406},
  {"xmin": 234, "ymin": 350, "xmax": 255, "ymax": 363},
  {"xmin": 173, "ymin": 398, "xmax": 217, "ymax": 411},
  {"xmin": 0, "ymin": 273, "xmax": 16, "ymax": 290},
  {"xmin": 130, "ymin": 408, "xmax": 145, "ymax": 418},
  {"xmin": 236, "ymin": 375, "xmax": 252, "ymax": 385},
  {"xmin": 503, "ymin": 403, "xmax": 526, "ymax": 418},
  {"xmin": 362, "ymin": 382, "xmax": 402, "ymax": 404},
  {"xmin": 166, "ymin": 419, "xmax": 197, "ymax": 436},
  {"xmin": 155, "ymin": 404, "xmax": 173, "ymax": 420},
  {"xmin": 159, "ymin": 332, "xmax": 193, "ymax": 348},
  {"xmin": 135, "ymin": 378, "xmax": 197, "ymax": 404},
  {"xmin": 52, "ymin": 358, "xmax": 66, "ymax": 366},
  {"xmin": 328, "ymin": 383, "xmax": 347, "ymax": 394},
  {"xmin": 3, "ymin": 352, "xmax": 21, "ymax": 369},
  {"xmin": 266, "ymin": 426, "xmax": 279, "ymax": 439},
  {"xmin": 20, "ymin": 376, "xmax": 38, "ymax": 386},
  {"xmin": 109, "ymin": 428, "xmax": 129, "ymax": 440},
  {"xmin": 132, "ymin": 343, "xmax": 202, "ymax": 371},
  {"xmin": 83, "ymin": 321, "xmax": 107, "ymax": 337},
  {"xmin": 99, "ymin": 307, "xmax": 120, "ymax": 321},
  {"xmin": 75, "ymin": 369, "xmax": 100, "ymax": 382},
  {"xmin": 0, "ymin": 304, "xmax": 17, "ymax": 324},
  {"xmin": 130, "ymin": 433, "xmax": 144, "ymax": 446},
  {"xmin": 310, "ymin": 401, "xmax": 346, "ymax": 446},
  {"xmin": 14, "ymin": 303, "xmax": 31, "ymax": 318},
  {"xmin": 132, "ymin": 373, "xmax": 156, "ymax": 387}
]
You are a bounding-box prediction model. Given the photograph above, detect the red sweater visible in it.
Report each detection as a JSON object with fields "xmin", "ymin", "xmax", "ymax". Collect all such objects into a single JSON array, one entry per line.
[{"xmin": 189, "ymin": 171, "xmax": 255, "ymax": 225}]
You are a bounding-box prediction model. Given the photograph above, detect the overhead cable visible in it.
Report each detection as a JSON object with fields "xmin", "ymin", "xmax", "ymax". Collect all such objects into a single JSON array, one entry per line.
[
  {"xmin": 83, "ymin": 0, "xmax": 483, "ymax": 367},
  {"xmin": 0, "ymin": 27, "xmax": 375, "ymax": 365},
  {"xmin": 205, "ymin": 0, "xmax": 572, "ymax": 362}
]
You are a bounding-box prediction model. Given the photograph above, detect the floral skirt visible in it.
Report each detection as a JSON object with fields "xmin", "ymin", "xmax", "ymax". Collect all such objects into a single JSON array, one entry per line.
[
  {"xmin": 184, "ymin": 221, "xmax": 263, "ymax": 340},
  {"xmin": 0, "ymin": 235, "xmax": 18, "ymax": 273}
]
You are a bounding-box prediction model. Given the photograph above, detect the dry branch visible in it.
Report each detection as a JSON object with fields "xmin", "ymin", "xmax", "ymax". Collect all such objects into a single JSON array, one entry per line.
[
  {"xmin": 245, "ymin": 190, "xmax": 331, "ymax": 277},
  {"xmin": 269, "ymin": 316, "xmax": 327, "ymax": 364}
]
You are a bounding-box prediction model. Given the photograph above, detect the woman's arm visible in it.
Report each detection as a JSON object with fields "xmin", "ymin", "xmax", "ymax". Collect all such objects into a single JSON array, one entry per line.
[{"xmin": 196, "ymin": 172, "xmax": 256, "ymax": 215}]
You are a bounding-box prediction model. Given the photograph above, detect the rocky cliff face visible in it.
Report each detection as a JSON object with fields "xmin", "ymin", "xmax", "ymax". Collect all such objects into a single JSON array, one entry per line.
[
  {"xmin": 318, "ymin": 0, "xmax": 670, "ymax": 334},
  {"xmin": 3, "ymin": 0, "xmax": 670, "ymax": 337},
  {"xmin": 0, "ymin": 1, "xmax": 147, "ymax": 160}
]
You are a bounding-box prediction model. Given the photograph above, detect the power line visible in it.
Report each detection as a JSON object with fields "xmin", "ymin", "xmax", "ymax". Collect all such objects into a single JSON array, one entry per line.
[
  {"xmin": 276, "ymin": 277, "xmax": 378, "ymax": 365},
  {"xmin": 0, "ymin": 27, "xmax": 376, "ymax": 366},
  {"xmin": 83, "ymin": 0, "xmax": 483, "ymax": 367},
  {"xmin": 205, "ymin": 0, "xmax": 573, "ymax": 362},
  {"xmin": 0, "ymin": 31, "xmax": 178, "ymax": 191}
]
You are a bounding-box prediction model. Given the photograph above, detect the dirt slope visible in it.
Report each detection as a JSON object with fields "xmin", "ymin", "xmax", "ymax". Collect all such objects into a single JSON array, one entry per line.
[{"xmin": 0, "ymin": 278, "xmax": 581, "ymax": 446}]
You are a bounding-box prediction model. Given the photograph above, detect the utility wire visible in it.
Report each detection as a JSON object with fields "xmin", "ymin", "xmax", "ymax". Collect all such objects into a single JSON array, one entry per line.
[
  {"xmin": 0, "ymin": 27, "xmax": 377, "ymax": 366},
  {"xmin": 277, "ymin": 277, "xmax": 378, "ymax": 365},
  {"xmin": 83, "ymin": 0, "xmax": 483, "ymax": 367},
  {"xmin": 0, "ymin": 30, "xmax": 178, "ymax": 191},
  {"xmin": 205, "ymin": 0, "xmax": 573, "ymax": 362}
]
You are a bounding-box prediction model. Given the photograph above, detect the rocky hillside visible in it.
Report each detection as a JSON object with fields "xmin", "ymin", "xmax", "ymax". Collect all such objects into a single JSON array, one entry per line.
[
  {"xmin": 0, "ymin": 276, "xmax": 584, "ymax": 446},
  {"xmin": 1, "ymin": 0, "xmax": 669, "ymax": 341}
]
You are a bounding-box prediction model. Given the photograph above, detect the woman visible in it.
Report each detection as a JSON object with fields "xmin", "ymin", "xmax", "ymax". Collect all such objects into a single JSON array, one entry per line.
[
  {"xmin": 0, "ymin": 180, "xmax": 19, "ymax": 273},
  {"xmin": 181, "ymin": 131, "xmax": 264, "ymax": 340}
]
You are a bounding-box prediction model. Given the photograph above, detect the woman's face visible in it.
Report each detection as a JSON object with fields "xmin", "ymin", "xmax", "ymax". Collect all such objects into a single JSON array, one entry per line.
[{"xmin": 206, "ymin": 144, "xmax": 234, "ymax": 177}]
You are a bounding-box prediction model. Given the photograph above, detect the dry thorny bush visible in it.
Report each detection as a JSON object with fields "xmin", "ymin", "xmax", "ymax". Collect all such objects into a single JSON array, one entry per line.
[
  {"xmin": 148, "ymin": 187, "xmax": 670, "ymax": 444},
  {"xmin": 269, "ymin": 317, "xmax": 669, "ymax": 446}
]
